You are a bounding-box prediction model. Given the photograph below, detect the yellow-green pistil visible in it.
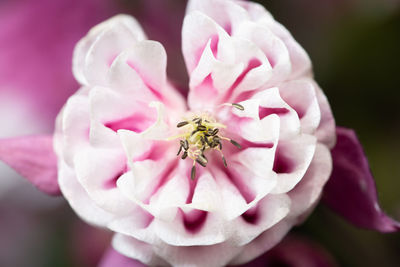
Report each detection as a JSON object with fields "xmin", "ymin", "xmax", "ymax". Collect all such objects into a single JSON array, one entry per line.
[{"xmin": 174, "ymin": 103, "xmax": 244, "ymax": 180}]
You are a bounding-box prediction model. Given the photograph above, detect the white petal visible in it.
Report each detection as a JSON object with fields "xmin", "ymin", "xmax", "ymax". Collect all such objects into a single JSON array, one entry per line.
[
  {"xmin": 73, "ymin": 15, "xmax": 146, "ymax": 86},
  {"xmin": 252, "ymin": 87, "xmax": 301, "ymax": 138},
  {"xmin": 182, "ymin": 11, "xmax": 231, "ymax": 76},
  {"xmin": 154, "ymin": 209, "xmax": 226, "ymax": 246},
  {"xmin": 271, "ymin": 134, "xmax": 317, "ymax": 194},
  {"xmin": 186, "ymin": 0, "xmax": 249, "ymax": 34},
  {"xmin": 60, "ymin": 93, "xmax": 90, "ymax": 166},
  {"xmin": 287, "ymin": 144, "xmax": 332, "ymax": 218},
  {"xmin": 238, "ymin": 113, "xmax": 280, "ymax": 144},
  {"xmin": 187, "ymin": 171, "xmax": 222, "ymax": 212},
  {"xmin": 231, "ymin": 194, "xmax": 291, "ymax": 245},
  {"xmin": 58, "ymin": 161, "xmax": 114, "ymax": 227},
  {"xmin": 108, "ymin": 40, "xmax": 167, "ymax": 94},
  {"xmin": 107, "ymin": 207, "xmax": 156, "ymax": 244},
  {"xmin": 230, "ymin": 218, "xmax": 293, "ymax": 265},
  {"xmin": 279, "ymin": 79, "xmax": 321, "ymax": 134},
  {"xmin": 112, "ymin": 234, "xmax": 166, "ymax": 266},
  {"xmin": 313, "ymin": 81, "xmax": 336, "ymax": 148},
  {"xmin": 152, "ymin": 240, "xmax": 242, "ymax": 267},
  {"xmin": 233, "ymin": 0, "xmax": 312, "ymax": 79},
  {"xmin": 235, "ymin": 20, "xmax": 291, "ymax": 85},
  {"xmin": 73, "ymin": 146, "xmax": 134, "ymax": 215}
]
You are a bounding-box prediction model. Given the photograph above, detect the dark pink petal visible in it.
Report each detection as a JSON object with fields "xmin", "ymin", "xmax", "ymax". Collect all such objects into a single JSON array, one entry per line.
[
  {"xmin": 322, "ymin": 127, "xmax": 400, "ymax": 232},
  {"xmin": 0, "ymin": 135, "xmax": 60, "ymax": 196},
  {"xmin": 98, "ymin": 247, "xmax": 146, "ymax": 267},
  {"xmin": 237, "ymin": 236, "xmax": 337, "ymax": 267}
]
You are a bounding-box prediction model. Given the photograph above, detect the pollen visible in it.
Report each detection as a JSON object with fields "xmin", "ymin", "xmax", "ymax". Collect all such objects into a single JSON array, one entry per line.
[{"xmin": 171, "ymin": 105, "xmax": 244, "ymax": 180}]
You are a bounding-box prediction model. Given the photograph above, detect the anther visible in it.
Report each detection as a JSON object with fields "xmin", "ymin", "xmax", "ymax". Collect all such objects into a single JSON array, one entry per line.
[
  {"xmin": 205, "ymin": 137, "xmax": 212, "ymax": 146},
  {"xmin": 191, "ymin": 165, "xmax": 196, "ymax": 180},
  {"xmin": 177, "ymin": 121, "xmax": 189, "ymax": 128},
  {"xmin": 197, "ymin": 125, "xmax": 207, "ymax": 131},
  {"xmin": 232, "ymin": 103, "xmax": 245, "ymax": 111},
  {"xmin": 180, "ymin": 140, "xmax": 189, "ymax": 150},
  {"xmin": 222, "ymin": 156, "xmax": 227, "ymax": 168},
  {"xmin": 230, "ymin": 139, "xmax": 242, "ymax": 149},
  {"xmin": 212, "ymin": 136, "xmax": 220, "ymax": 148},
  {"xmin": 183, "ymin": 140, "xmax": 189, "ymax": 150},
  {"xmin": 196, "ymin": 155, "xmax": 208, "ymax": 167},
  {"xmin": 177, "ymin": 145, "xmax": 182, "ymax": 156},
  {"xmin": 191, "ymin": 129, "xmax": 199, "ymax": 136},
  {"xmin": 200, "ymin": 136, "xmax": 206, "ymax": 145},
  {"xmin": 210, "ymin": 128, "xmax": 219, "ymax": 136}
]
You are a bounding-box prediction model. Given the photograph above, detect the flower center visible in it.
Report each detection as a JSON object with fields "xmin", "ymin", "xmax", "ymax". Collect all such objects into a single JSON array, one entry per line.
[{"xmin": 171, "ymin": 103, "xmax": 244, "ymax": 180}]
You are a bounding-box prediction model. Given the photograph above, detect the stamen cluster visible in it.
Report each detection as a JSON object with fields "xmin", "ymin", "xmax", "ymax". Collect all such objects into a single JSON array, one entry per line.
[{"xmin": 176, "ymin": 108, "xmax": 243, "ymax": 180}]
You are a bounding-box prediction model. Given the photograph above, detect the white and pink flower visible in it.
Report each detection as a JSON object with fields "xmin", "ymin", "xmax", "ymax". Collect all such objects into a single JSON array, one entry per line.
[
  {"xmin": 1, "ymin": 0, "xmax": 398, "ymax": 266},
  {"xmin": 53, "ymin": 0, "xmax": 335, "ymax": 266}
]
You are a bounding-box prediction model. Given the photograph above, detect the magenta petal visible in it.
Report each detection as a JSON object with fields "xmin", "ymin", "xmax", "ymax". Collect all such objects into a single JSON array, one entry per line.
[
  {"xmin": 98, "ymin": 247, "xmax": 146, "ymax": 267},
  {"xmin": 0, "ymin": 135, "xmax": 60, "ymax": 196},
  {"xmin": 237, "ymin": 236, "xmax": 337, "ymax": 267},
  {"xmin": 322, "ymin": 127, "xmax": 400, "ymax": 232}
]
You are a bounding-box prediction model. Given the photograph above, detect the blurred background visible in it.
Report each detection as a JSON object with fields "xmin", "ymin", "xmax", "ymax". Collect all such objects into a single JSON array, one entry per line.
[{"xmin": 0, "ymin": 0, "xmax": 399, "ymax": 266}]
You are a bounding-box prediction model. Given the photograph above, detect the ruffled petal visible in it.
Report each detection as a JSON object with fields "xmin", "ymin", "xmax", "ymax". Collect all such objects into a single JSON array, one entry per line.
[
  {"xmin": 73, "ymin": 14, "xmax": 146, "ymax": 86},
  {"xmin": 151, "ymin": 240, "xmax": 242, "ymax": 267},
  {"xmin": 251, "ymin": 87, "xmax": 301, "ymax": 138},
  {"xmin": 186, "ymin": 0, "xmax": 249, "ymax": 36},
  {"xmin": 58, "ymin": 161, "xmax": 114, "ymax": 227},
  {"xmin": 56, "ymin": 89, "xmax": 90, "ymax": 166},
  {"xmin": 188, "ymin": 0, "xmax": 311, "ymax": 83},
  {"xmin": 230, "ymin": 218, "xmax": 293, "ymax": 265},
  {"xmin": 234, "ymin": 20, "xmax": 291, "ymax": 86},
  {"xmin": 73, "ymin": 146, "xmax": 134, "ymax": 215},
  {"xmin": 288, "ymin": 144, "xmax": 332, "ymax": 219},
  {"xmin": 106, "ymin": 43, "xmax": 186, "ymax": 113},
  {"xmin": 231, "ymin": 145, "xmax": 331, "ymax": 265},
  {"xmin": 323, "ymin": 127, "xmax": 400, "ymax": 232},
  {"xmin": 278, "ymin": 79, "xmax": 321, "ymax": 135},
  {"xmin": 313, "ymin": 81, "xmax": 336, "ymax": 148},
  {"xmin": 182, "ymin": 11, "xmax": 272, "ymax": 110},
  {"xmin": 231, "ymin": 194, "xmax": 291, "ymax": 246},
  {"xmin": 237, "ymin": 0, "xmax": 312, "ymax": 79},
  {"xmin": 0, "ymin": 135, "xmax": 60, "ymax": 196},
  {"xmin": 271, "ymin": 134, "xmax": 317, "ymax": 194},
  {"xmin": 112, "ymin": 234, "xmax": 167, "ymax": 266}
]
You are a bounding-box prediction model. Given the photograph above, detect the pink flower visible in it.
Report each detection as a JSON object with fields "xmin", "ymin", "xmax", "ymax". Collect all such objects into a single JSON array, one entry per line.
[
  {"xmin": 53, "ymin": 0, "xmax": 335, "ymax": 265},
  {"xmin": 1, "ymin": 0, "xmax": 399, "ymax": 266}
]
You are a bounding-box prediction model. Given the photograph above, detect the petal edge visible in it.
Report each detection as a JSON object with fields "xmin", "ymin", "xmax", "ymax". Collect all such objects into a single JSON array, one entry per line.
[
  {"xmin": 0, "ymin": 135, "xmax": 60, "ymax": 196},
  {"xmin": 322, "ymin": 127, "xmax": 400, "ymax": 232}
]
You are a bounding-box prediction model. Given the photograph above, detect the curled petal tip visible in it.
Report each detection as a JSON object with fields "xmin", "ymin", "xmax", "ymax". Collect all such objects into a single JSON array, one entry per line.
[{"xmin": 323, "ymin": 127, "xmax": 400, "ymax": 233}]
